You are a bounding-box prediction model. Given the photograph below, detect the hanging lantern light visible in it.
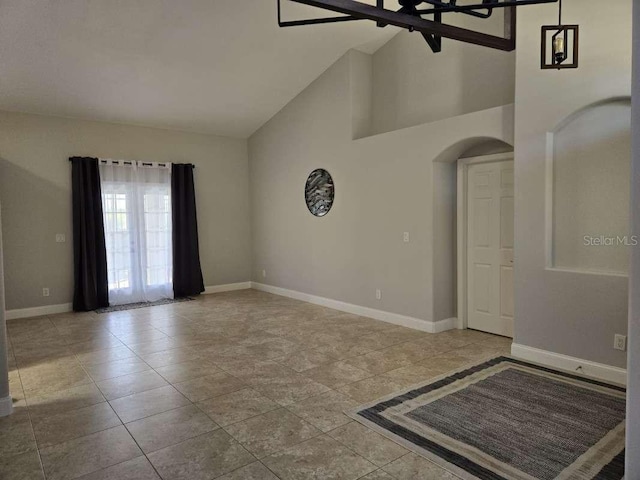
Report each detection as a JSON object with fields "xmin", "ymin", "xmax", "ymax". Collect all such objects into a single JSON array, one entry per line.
[{"xmin": 541, "ymin": 0, "xmax": 579, "ymax": 69}]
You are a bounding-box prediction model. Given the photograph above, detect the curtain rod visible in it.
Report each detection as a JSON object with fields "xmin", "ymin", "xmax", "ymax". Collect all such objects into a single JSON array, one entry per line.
[{"xmin": 68, "ymin": 158, "xmax": 195, "ymax": 169}]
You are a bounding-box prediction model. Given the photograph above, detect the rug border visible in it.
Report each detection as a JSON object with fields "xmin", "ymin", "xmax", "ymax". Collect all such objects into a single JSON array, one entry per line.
[{"xmin": 347, "ymin": 355, "xmax": 626, "ymax": 480}]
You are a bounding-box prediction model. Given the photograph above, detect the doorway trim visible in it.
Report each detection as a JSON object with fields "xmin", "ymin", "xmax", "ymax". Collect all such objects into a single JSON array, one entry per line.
[{"xmin": 456, "ymin": 152, "xmax": 515, "ymax": 330}]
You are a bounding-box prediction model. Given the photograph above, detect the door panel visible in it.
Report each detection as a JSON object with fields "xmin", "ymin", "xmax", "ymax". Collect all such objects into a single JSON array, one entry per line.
[
  {"xmin": 474, "ymin": 199, "xmax": 493, "ymax": 248},
  {"xmin": 473, "ymin": 264, "xmax": 492, "ymax": 314},
  {"xmin": 467, "ymin": 160, "xmax": 514, "ymax": 338},
  {"xmin": 500, "ymin": 266, "xmax": 514, "ymax": 318}
]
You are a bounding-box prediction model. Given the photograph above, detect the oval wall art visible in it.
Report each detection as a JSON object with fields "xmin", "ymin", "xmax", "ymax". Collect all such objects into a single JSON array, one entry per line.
[{"xmin": 305, "ymin": 168, "xmax": 334, "ymax": 217}]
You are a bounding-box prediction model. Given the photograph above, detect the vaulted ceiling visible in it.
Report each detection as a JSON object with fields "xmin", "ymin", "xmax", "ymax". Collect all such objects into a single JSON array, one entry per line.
[{"xmin": 0, "ymin": 0, "xmax": 396, "ymax": 138}]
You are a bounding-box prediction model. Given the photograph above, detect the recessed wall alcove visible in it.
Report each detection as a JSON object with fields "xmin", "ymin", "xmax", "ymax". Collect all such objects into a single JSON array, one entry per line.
[{"xmin": 549, "ymin": 98, "xmax": 631, "ymax": 275}]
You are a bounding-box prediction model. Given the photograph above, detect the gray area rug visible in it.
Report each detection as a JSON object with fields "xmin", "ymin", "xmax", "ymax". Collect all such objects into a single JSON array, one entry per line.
[
  {"xmin": 350, "ymin": 357, "xmax": 626, "ymax": 480},
  {"xmin": 95, "ymin": 297, "xmax": 194, "ymax": 314}
]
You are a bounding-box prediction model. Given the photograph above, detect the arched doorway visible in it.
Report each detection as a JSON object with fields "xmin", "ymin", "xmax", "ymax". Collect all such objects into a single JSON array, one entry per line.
[{"xmin": 432, "ymin": 138, "xmax": 514, "ymax": 336}]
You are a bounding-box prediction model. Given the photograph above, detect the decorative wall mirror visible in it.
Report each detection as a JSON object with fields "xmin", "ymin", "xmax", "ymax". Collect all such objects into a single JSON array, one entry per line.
[{"xmin": 305, "ymin": 168, "xmax": 334, "ymax": 217}]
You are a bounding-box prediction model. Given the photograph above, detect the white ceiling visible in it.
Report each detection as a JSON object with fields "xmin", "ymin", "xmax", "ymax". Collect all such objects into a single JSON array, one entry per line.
[{"xmin": 0, "ymin": 0, "xmax": 397, "ymax": 138}]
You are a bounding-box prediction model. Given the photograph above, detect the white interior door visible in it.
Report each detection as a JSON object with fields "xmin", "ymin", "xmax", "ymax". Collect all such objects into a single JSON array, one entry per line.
[{"xmin": 466, "ymin": 160, "xmax": 514, "ymax": 337}]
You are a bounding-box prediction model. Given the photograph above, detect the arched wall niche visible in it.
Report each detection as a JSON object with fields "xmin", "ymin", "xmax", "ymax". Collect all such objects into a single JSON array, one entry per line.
[{"xmin": 549, "ymin": 97, "xmax": 632, "ymax": 275}]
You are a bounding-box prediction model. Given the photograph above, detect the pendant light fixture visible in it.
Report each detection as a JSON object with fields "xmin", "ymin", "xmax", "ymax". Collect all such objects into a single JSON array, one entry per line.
[{"xmin": 541, "ymin": 0, "xmax": 579, "ymax": 69}]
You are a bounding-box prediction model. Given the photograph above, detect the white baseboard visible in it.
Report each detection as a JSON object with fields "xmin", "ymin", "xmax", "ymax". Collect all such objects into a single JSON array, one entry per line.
[
  {"xmin": 0, "ymin": 395, "xmax": 13, "ymax": 417},
  {"xmin": 204, "ymin": 282, "xmax": 252, "ymax": 295},
  {"xmin": 5, "ymin": 303, "xmax": 73, "ymax": 321},
  {"xmin": 251, "ymin": 282, "xmax": 455, "ymax": 334},
  {"xmin": 440, "ymin": 318, "xmax": 459, "ymax": 332},
  {"xmin": 511, "ymin": 343, "xmax": 627, "ymax": 386}
]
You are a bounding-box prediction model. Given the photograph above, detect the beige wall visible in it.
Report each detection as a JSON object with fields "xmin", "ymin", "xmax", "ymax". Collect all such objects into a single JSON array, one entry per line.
[
  {"xmin": 371, "ymin": 13, "xmax": 515, "ymax": 135},
  {"xmin": 249, "ymin": 50, "xmax": 513, "ymax": 325},
  {"xmin": 514, "ymin": 0, "xmax": 632, "ymax": 368},
  {"xmin": 0, "ymin": 111, "xmax": 251, "ymax": 310}
]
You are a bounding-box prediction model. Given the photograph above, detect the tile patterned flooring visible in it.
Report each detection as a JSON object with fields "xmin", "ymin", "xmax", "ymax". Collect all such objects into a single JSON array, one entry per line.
[{"xmin": 1, "ymin": 290, "xmax": 511, "ymax": 480}]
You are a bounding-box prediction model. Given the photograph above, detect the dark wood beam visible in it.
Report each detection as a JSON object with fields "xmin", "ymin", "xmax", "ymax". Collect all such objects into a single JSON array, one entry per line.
[
  {"xmin": 287, "ymin": 0, "xmax": 517, "ymax": 51},
  {"xmin": 505, "ymin": 5, "xmax": 516, "ymax": 49},
  {"xmin": 376, "ymin": 0, "xmax": 385, "ymax": 27},
  {"xmin": 423, "ymin": 3, "xmax": 442, "ymax": 53}
]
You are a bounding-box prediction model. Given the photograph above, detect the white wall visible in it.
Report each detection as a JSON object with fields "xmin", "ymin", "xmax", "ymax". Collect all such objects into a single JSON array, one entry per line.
[
  {"xmin": 371, "ymin": 12, "xmax": 515, "ymax": 135},
  {"xmin": 0, "ymin": 111, "xmax": 251, "ymax": 310},
  {"xmin": 249, "ymin": 50, "xmax": 513, "ymax": 326},
  {"xmin": 514, "ymin": 0, "xmax": 632, "ymax": 368}
]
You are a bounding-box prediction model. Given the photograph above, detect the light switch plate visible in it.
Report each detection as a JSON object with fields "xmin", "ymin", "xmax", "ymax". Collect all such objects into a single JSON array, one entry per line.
[{"xmin": 55, "ymin": 234, "xmax": 66, "ymax": 243}]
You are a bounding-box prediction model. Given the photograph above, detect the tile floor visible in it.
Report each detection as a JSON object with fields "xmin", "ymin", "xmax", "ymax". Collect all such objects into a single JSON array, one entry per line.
[{"xmin": 1, "ymin": 290, "xmax": 511, "ymax": 480}]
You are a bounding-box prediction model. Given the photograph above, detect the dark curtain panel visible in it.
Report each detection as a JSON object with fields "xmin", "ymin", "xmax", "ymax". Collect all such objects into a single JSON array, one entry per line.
[
  {"xmin": 70, "ymin": 157, "xmax": 109, "ymax": 311},
  {"xmin": 172, "ymin": 163, "xmax": 205, "ymax": 297}
]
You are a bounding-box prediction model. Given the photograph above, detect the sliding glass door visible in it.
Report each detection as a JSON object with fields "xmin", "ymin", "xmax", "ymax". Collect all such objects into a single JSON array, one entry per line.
[{"xmin": 100, "ymin": 161, "xmax": 173, "ymax": 305}]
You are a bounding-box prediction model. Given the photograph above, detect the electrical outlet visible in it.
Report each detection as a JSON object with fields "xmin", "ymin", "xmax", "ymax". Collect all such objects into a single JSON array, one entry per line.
[
  {"xmin": 403, "ymin": 232, "xmax": 410, "ymax": 243},
  {"xmin": 42, "ymin": 288, "xmax": 50, "ymax": 297},
  {"xmin": 614, "ymin": 334, "xmax": 627, "ymax": 351},
  {"xmin": 55, "ymin": 234, "xmax": 66, "ymax": 243},
  {"xmin": 376, "ymin": 289, "xmax": 381, "ymax": 300},
  {"xmin": 262, "ymin": 269, "xmax": 266, "ymax": 278}
]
